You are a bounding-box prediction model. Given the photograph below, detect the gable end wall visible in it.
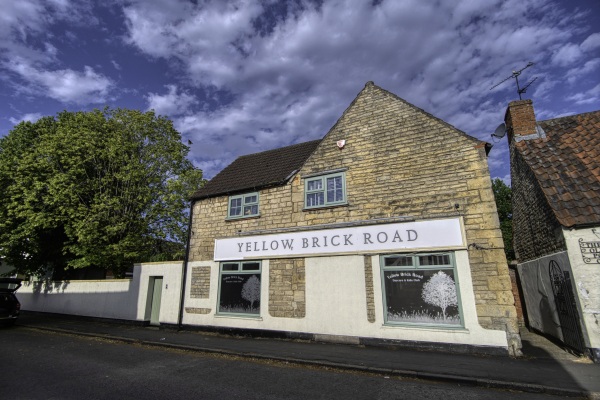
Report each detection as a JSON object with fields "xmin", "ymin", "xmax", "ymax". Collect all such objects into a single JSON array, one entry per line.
[{"xmin": 510, "ymin": 146, "xmax": 566, "ymax": 262}]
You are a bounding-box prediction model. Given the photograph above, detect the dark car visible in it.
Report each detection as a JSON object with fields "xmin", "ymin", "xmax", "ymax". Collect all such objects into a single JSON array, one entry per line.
[{"xmin": 0, "ymin": 278, "xmax": 22, "ymax": 325}]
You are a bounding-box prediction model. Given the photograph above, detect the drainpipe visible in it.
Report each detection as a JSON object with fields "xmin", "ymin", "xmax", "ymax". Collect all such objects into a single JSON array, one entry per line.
[{"xmin": 177, "ymin": 199, "xmax": 195, "ymax": 330}]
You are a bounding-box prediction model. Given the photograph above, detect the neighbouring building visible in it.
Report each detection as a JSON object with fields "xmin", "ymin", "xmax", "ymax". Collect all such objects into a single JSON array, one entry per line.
[
  {"xmin": 506, "ymin": 99, "xmax": 600, "ymax": 362},
  {"xmin": 183, "ymin": 82, "xmax": 521, "ymax": 355}
]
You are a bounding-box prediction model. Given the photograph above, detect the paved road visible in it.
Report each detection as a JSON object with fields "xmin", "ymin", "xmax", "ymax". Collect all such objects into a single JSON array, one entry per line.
[{"xmin": 0, "ymin": 326, "xmax": 569, "ymax": 400}]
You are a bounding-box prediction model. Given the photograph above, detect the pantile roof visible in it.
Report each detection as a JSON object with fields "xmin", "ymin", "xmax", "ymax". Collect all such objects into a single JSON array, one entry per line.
[
  {"xmin": 515, "ymin": 110, "xmax": 600, "ymax": 227},
  {"xmin": 191, "ymin": 139, "xmax": 321, "ymax": 200}
]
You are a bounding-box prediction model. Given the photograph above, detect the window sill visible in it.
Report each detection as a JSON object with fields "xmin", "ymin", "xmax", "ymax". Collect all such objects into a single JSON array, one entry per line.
[
  {"xmin": 225, "ymin": 214, "xmax": 261, "ymax": 222},
  {"xmin": 215, "ymin": 314, "xmax": 263, "ymax": 321},
  {"xmin": 303, "ymin": 203, "xmax": 349, "ymax": 212},
  {"xmin": 381, "ymin": 323, "xmax": 467, "ymax": 332}
]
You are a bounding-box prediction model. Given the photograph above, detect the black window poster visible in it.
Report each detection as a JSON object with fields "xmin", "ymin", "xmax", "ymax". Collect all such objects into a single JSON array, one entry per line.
[
  {"xmin": 384, "ymin": 269, "xmax": 461, "ymax": 325},
  {"xmin": 219, "ymin": 274, "xmax": 261, "ymax": 314}
]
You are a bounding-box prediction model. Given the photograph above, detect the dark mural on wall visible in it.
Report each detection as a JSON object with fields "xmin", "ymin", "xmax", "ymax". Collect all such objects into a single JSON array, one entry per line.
[{"xmin": 384, "ymin": 269, "xmax": 461, "ymax": 325}]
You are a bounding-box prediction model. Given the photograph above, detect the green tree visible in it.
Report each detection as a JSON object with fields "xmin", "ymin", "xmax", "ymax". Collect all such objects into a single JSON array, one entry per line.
[
  {"xmin": 492, "ymin": 178, "xmax": 514, "ymax": 261},
  {"xmin": 0, "ymin": 109, "xmax": 204, "ymax": 277}
]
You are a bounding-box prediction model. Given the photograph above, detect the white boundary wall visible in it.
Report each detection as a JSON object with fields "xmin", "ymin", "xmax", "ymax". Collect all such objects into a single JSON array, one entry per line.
[{"xmin": 18, "ymin": 262, "xmax": 183, "ymax": 324}]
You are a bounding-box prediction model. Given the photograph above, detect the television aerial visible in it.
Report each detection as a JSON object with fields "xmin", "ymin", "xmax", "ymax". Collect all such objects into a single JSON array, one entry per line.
[{"xmin": 490, "ymin": 62, "xmax": 538, "ymax": 100}]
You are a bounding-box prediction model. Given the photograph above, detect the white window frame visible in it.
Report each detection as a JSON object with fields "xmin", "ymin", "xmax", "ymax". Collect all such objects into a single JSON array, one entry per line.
[{"xmin": 227, "ymin": 192, "xmax": 259, "ymax": 219}]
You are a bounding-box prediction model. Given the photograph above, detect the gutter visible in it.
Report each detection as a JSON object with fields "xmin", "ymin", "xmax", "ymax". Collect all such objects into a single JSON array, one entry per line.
[{"xmin": 177, "ymin": 199, "xmax": 195, "ymax": 329}]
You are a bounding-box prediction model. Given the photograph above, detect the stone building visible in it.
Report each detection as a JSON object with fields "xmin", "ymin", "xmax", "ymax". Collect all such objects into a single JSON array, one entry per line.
[
  {"xmin": 183, "ymin": 82, "xmax": 521, "ymax": 355},
  {"xmin": 505, "ymin": 100, "xmax": 600, "ymax": 362}
]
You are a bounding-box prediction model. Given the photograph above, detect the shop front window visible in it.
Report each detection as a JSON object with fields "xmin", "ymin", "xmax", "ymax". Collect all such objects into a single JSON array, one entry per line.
[
  {"xmin": 381, "ymin": 253, "xmax": 462, "ymax": 327},
  {"xmin": 218, "ymin": 261, "xmax": 261, "ymax": 316}
]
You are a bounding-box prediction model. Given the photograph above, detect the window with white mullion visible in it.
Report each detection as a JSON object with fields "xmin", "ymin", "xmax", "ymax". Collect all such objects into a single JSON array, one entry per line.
[
  {"xmin": 306, "ymin": 178, "xmax": 325, "ymax": 207},
  {"xmin": 326, "ymin": 175, "xmax": 344, "ymax": 203},
  {"xmin": 227, "ymin": 192, "xmax": 259, "ymax": 218},
  {"xmin": 304, "ymin": 172, "xmax": 346, "ymax": 209}
]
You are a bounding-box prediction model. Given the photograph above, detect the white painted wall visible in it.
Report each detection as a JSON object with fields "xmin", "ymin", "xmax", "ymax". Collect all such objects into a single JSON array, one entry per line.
[
  {"xmin": 135, "ymin": 261, "xmax": 183, "ymax": 324},
  {"xmin": 182, "ymin": 251, "xmax": 508, "ymax": 349},
  {"xmin": 18, "ymin": 262, "xmax": 183, "ymax": 324},
  {"xmin": 564, "ymin": 227, "xmax": 600, "ymax": 351}
]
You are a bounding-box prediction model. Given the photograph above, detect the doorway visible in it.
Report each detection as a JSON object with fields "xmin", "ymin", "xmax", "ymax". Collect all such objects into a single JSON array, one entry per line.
[{"xmin": 147, "ymin": 277, "xmax": 163, "ymax": 326}]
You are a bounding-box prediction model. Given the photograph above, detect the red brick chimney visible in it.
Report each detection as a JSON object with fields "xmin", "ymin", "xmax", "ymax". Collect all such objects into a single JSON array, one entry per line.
[{"xmin": 504, "ymin": 99, "xmax": 537, "ymax": 143}]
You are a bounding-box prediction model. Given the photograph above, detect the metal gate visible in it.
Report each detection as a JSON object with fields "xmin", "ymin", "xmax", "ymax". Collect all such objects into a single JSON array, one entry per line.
[{"xmin": 549, "ymin": 260, "xmax": 586, "ymax": 354}]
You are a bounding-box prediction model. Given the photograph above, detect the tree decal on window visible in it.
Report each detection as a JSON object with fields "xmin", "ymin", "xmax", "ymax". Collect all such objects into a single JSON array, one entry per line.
[
  {"xmin": 421, "ymin": 271, "xmax": 458, "ymax": 322},
  {"xmin": 241, "ymin": 275, "xmax": 261, "ymax": 311}
]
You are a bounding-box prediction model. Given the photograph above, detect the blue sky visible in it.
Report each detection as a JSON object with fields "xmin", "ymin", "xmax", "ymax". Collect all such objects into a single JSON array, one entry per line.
[{"xmin": 1, "ymin": 0, "xmax": 599, "ymax": 182}]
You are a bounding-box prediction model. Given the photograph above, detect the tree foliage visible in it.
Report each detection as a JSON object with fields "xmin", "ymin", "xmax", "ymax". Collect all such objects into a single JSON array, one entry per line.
[
  {"xmin": 421, "ymin": 271, "xmax": 457, "ymax": 321},
  {"xmin": 491, "ymin": 178, "xmax": 514, "ymax": 261},
  {"xmin": 0, "ymin": 108, "xmax": 205, "ymax": 277}
]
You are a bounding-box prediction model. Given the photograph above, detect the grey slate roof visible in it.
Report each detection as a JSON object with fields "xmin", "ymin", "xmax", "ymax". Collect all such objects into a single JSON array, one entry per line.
[
  {"xmin": 191, "ymin": 139, "xmax": 321, "ymax": 200},
  {"xmin": 515, "ymin": 110, "xmax": 600, "ymax": 227}
]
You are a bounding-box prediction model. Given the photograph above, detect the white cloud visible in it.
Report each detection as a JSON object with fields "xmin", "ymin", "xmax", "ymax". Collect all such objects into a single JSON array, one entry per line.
[
  {"xmin": 2, "ymin": 0, "xmax": 596, "ymax": 182},
  {"xmin": 123, "ymin": 0, "xmax": 578, "ymax": 176},
  {"xmin": 551, "ymin": 43, "xmax": 583, "ymax": 67},
  {"xmin": 567, "ymin": 83, "xmax": 600, "ymax": 105},
  {"xmin": 0, "ymin": 0, "xmax": 111, "ymax": 106},
  {"xmin": 9, "ymin": 112, "xmax": 43, "ymax": 125},
  {"xmin": 581, "ymin": 32, "xmax": 600, "ymax": 51},
  {"xmin": 565, "ymin": 58, "xmax": 600, "ymax": 84},
  {"xmin": 5, "ymin": 59, "xmax": 113, "ymax": 104},
  {"xmin": 146, "ymin": 85, "xmax": 198, "ymax": 117},
  {"xmin": 122, "ymin": 0, "xmax": 598, "ymax": 178}
]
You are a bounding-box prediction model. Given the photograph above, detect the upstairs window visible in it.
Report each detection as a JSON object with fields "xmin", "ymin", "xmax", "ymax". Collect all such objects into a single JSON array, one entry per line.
[
  {"xmin": 228, "ymin": 192, "xmax": 259, "ymax": 219},
  {"xmin": 304, "ymin": 172, "xmax": 346, "ymax": 208}
]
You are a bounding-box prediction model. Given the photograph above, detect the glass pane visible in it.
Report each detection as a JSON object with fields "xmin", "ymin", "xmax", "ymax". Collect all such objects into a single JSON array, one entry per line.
[
  {"xmin": 222, "ymin": 263, "xmax": 239, "ymax": 271},
  {"xmin": 307, "ymin": 179, "xmax": 322, "ymax": 191},
  {"xmin": 242, "ymin": 262, "xmax": 260, "ymax": 271},
  {"xmin": 326, "ymin": 176, "xmax": 343, "ymax": 202},
  {"xmin": 229, "ymin": 198, "xmax": 241, "ymax": 216},
  {"xmin": 419, "ymin": 254, "xmax": 451, "ymax": 266},
  {"xmin": 243, "ymin": 205, "xmax": 258, "ymax": 216},
  {"xmin": 219, "ymin": 273, "xmax": 261, "ymax": 315},
  {"xmin": 244, "ymin": 195, "xmax": 257, "ymax": 203},
  {"xmin": 384, "ymin": 269, "xmax": 460, "ymax": 325},
  {"xmin": 384, "ymin": 256, "xmax": 413, "ymax": 267},
  {"xmin": 307, "ymin": 192, "xmax": 324, "ymax": 207}
]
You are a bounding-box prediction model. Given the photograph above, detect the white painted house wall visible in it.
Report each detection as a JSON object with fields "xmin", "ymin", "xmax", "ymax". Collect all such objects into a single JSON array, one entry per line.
[
  {"xmin": 182, "ymin": 250, "xmax": 508, "ymax": 349},
  {"xmin": 564, "ymin": 227, "xmax": 600, "ymax": 352},
  {"xmin": 18, "ymin": 262, "xmax": 183, "ymax": 324}
]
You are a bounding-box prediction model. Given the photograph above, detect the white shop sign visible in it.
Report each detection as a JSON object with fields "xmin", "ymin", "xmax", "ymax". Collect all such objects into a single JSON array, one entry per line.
[{"xmin": 214, "ymin": 218, "xmax": 464, "ymax": 261}]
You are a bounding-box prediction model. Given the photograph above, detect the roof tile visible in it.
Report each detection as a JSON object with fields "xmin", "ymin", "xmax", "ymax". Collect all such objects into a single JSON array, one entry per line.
[
  {"xmin": 515, "ymin": 110, "xmax": 600, "ymax": 227},
  {"xmin": 191, "ymin": 139, "xmax": 321, "ymax": 200}
]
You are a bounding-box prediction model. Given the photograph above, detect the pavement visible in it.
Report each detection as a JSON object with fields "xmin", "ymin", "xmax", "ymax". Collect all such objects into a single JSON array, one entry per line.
[{"xmin": 15, "ymin": 312, "xmax": 600, "ymax": 398}]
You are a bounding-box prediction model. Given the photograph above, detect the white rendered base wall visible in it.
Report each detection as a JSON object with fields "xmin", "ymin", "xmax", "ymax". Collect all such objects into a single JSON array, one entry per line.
[{"xmin": 183, "ymin": 251, "xmax": 508, "ymax": 349}]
